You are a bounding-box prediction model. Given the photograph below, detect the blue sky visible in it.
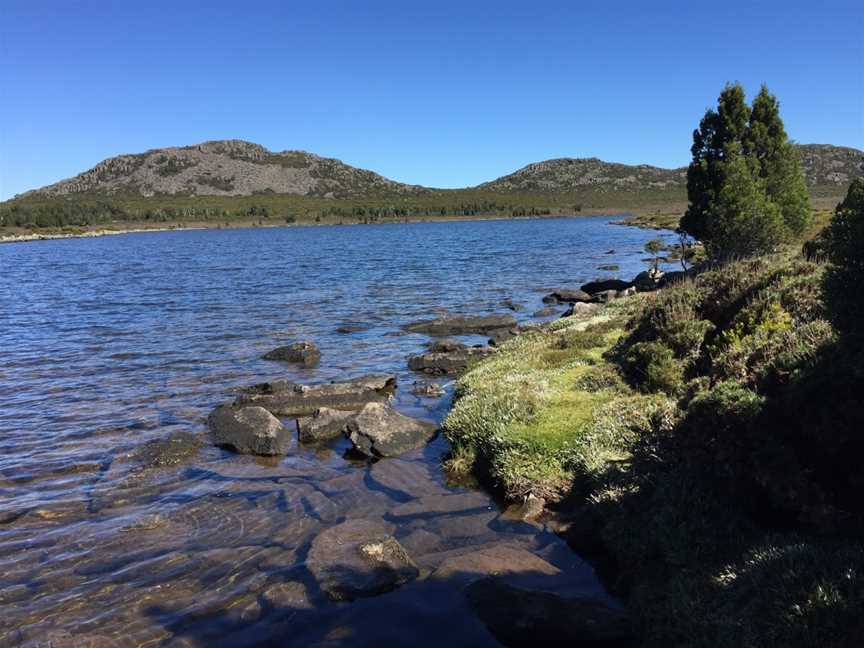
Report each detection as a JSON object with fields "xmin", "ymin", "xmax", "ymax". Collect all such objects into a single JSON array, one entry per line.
[{"xmin": 1, "ymin": 0, "xmax": 862, "ymax": 199}]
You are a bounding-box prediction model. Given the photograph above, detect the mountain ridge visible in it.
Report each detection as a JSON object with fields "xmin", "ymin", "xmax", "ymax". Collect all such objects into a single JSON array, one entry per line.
[{"xmin": 15, "ymin": 140, "xmax": 862, "ymax": 201}]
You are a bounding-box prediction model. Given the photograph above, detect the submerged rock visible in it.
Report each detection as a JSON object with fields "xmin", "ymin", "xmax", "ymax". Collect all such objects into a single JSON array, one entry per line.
[
  {"xmin": 597, "ymin": 264, "xmax": 621, "ymax": 271},
  {"xmin": 296, "ymin": 407, "xmax": 355, "ymax": 443},
  {"xmin": 408, "ymin": 340, "xmax": 496, "ymax": 375},
  {"xmin": 466, "ymin": 577, "xmax": 634, "ymax": 646},
  {"xmin": 532, "ymin": 306, "xmax": 559, "ymax": 318},
  {"xmin": 235, "ymin": 374, "xmax": 396, "ymax": 416},
  {"xmin": 306, "ymin": 519, "xmax": 419, "ymax": 601},
  {"xmin": 208, "ymin": 405, "xmax": 290, "ymax": 455},
  {"xmin": 542, "ymin": 289, "xmax": 593, "ymax": 304},
  {"xmin": 404, "ymin": 314, "xmax": 517, "ymax": 336},
  {"xmin": 500, "ymin": 298, "xmax": 523, "ymax": 311},
  {"xmin": 411, "ymin": 381, "xmax": 445, "ymax": 397},
  {"xmin": 127, "ymin": 431, "xmax": 202, "ymax": 468},
  {"xmin": 262, "ymin": 341, "xmax": 320, "ymax": 366},
  {"xmin": 346, "ymin": 402, "xmax": 437, "ymax": 457}
]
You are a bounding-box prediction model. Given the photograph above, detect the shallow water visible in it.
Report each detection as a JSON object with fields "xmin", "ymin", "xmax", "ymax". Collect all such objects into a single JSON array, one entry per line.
[{"xmin": 0, "ymin": 217, "xmax": 676, "ymax": 646}]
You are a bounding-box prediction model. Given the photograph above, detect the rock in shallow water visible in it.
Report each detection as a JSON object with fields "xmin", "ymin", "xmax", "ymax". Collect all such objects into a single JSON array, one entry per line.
[
  {"xmin": 296, "ymin": 407, "xmax": 355, "ymax": 443},
  {"xmin": 235, "ymin": 374, "xmax": 396, "ymax": 416},
  {"xmin": 127, "ymin": 431, "xmax": 202, "ymax": 468},
  {"xmin": 542, "ymin": 289, "xmax": 593, "ymax": 304},
  {"xmin": 262, "ymin": 341, "xmax": 320, "ymax": 367},
  {"xmin": 207, "ymin": 405, "xmax": 290, "ymax": 455},
  {"xmin": 306, "ymin": 519, "xmax": 419, "ymax": 601},
  {"xmin": 346, "ymin": 402, "xmax": 437, "ymax": 457},
  {"xmin": 403, "ymin": 314, "xmax": 517, "ymax": 336},
  {"xmin": 408, "ymin": 340, "xmax": 497, "ymax": 376}
]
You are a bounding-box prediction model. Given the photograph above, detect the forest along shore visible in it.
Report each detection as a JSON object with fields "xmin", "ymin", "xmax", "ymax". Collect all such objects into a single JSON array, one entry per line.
[{"xmin": 0, "ymin": 210, "xmax": 671, "ymax": 244}]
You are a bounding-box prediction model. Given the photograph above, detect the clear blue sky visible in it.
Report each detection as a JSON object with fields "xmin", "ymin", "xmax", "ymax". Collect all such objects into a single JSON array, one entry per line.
[{"xmin": 1, "ymin": 0, "xmax": 862, "ymax": 199}]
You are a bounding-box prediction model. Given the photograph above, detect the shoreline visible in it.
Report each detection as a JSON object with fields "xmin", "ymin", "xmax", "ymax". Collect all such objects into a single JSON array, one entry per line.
[{"xmin": 0, "ymin": 210, "xmax": 660, "ymax": 245}]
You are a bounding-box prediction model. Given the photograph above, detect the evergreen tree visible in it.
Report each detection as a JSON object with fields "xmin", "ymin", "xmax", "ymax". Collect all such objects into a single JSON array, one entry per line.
[
  {"xmin": 706, "ymin": 142, "xmax": 784, "ymax": 258},
  {"xmin": 681, "ymin": 83, "xmax": 750, "ymax": 241},
  {"xmin": 681, "ymin": 83, "xmax": 810, "ymax": 257},
  {"xmin": 748, "ymin": 85, "xmax": 810, "ymax": 236},
  {"xmin": 823, "ymin": 178, "xmax": 864, "ymax": 333}
]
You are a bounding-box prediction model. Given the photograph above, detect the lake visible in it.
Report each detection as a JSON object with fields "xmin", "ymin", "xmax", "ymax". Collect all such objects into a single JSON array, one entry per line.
[{"xmin": 0, "ymin": 216, "xmax": 676, "ymax": 646}]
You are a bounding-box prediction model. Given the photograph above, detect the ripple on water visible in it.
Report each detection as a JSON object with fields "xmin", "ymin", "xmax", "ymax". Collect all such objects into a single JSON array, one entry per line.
[{"xmin": 0, "ymin": 218, "xmax": 677, "ymax": 644}]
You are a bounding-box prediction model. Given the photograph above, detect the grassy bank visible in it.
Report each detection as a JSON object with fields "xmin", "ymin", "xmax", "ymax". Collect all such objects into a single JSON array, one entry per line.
[{"xmin": 444, "ymin": 252, "xmax": 864, "ymax": 646}]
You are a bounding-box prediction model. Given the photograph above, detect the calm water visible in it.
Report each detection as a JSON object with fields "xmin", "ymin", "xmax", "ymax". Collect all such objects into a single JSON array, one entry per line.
[{"xmin": 0, "ymin": 217, "xmax": 676, "ymax": 646}]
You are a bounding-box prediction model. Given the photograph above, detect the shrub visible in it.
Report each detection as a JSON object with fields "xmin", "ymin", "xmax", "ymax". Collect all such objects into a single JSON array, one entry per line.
[
  {"xmin": 623, "ymin": 341, "xmax": 685, "ymax": 395},
  {"xmin": 822, "ymin": 178, "xmax": 864, "ymax": 335}
]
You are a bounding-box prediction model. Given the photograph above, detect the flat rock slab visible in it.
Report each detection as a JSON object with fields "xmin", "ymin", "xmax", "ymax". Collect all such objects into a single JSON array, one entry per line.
[
  {"xmin": 542, "ymin": 289, "xmax": 593, "ymax": 304},
  {"xmin": 208, "ymin": 405, "xmax": 290, "ymax": 455},
  {"xmin": 296, "ymin": 407, "xmax": 355, "ymax": 443},
  {"xmin": 306, "ymin": 519, "xmax": 419, "ymax": 601},
  {"xmin": 404, "ymin": 314, "xmax": 517, "ymax": 336},
  {"xmin": 389, "ymin": 491, "xmax": 493, "ymax": 518},
  {"xmin": 430, "ymin": 544, "xmax": 560, "ymax": 586},
  {"xmin": 235, "ymin": 374, "xmax": 395, "ymax": 417},
  {"xmin": 563, "ymin": 302, "xmax": 602, "ymax": 318},
  {"xmin": 262, "ymin": 341, "xmax": 320, "ymax": 367},
  {"xmin": 408, "ymin": 342, "xmax": 496, "ymax": 376},
  {"xmin": 346, "ymin": 402, "xmax": 437, "ymax": 457}
]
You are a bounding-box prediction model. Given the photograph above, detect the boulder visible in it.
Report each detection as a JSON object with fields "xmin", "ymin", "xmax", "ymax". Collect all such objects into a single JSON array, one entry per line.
[
  {"xmin": 562, "ymin": 302, "xmax": 601, "ymax": 318},
  {"xmin": 296, "ymin": 407, "xmax": 355, "ymax": 443},
  {"xmin": 408, "ymin": 342, "xmax": 496, "ymax": 375},
  {"xmin": 591, "ymin": 289, "xmax": 621, "ymax": 303},
  {"xmin": 542, "ymin": 289, "xmax": 593, "ymax": 304},
  {"xmin": 346, "ymin": 402, "xmax": 437, "ymax": 457},
  {"xmin": 208, "ymin": 405, "xmax": 290, "ymax": 455},
  {"xmin": 466, "ymin": 577, "xmax": 635, "ymax": 646},
  {"xmin": 404, "ymin": 314, "xmax": 517, "ymax": 336},
  {"xmin": 235, "ymin": 374, "xmax": 396, "ymax": 416},
  {"xmin": 633, "ymin": 268, "xmax": 664, "ymax": 292},
  {"xmin": 262, "ymin": 341, "xmax": 320, "ymax": 367},
  {"xmin": 580, "ymin": 278, "xmax": 634, "ymax": 294},
  {"xmin": 306, "ymin": 519, "xmax": 419, "ymax": 601}
]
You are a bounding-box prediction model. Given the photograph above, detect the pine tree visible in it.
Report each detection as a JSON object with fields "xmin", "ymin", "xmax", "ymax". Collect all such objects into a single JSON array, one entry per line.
[
  {"xmin": 682, "ymin": 83, "xmax": 810, "ymax": 258},
  {"xmin": 748, "ymin": 85, "xmax": 810, "ymax": 237},
  {"xmin": 682, "ymin": 83, "xmax": 750, "ymax": 241},
  {"xmin": 706, "ymin": 142, "xmax": 784, "ymax": 259}
]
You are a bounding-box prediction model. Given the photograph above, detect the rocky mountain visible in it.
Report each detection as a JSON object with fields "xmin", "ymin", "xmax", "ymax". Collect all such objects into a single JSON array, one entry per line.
[
  {"xmin": 19, "ymin": 141, "xmax": 862, "ymax": 200},
  {"xmin": 479, "ymin": 144, "xmax": 862, "ymax": 194},
  {"xmin": 25, "ymin": 140, "xmax": 427, "ymax": 199}
]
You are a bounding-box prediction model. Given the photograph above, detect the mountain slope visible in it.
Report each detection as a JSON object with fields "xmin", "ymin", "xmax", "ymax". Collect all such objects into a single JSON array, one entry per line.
[
  {"xmin": 479, "ymin": 144, "xmax": 862, "ymax": 194},
  {"xmin": 25, "ymin": 140, "xmax": 426, "ymax": 199}
]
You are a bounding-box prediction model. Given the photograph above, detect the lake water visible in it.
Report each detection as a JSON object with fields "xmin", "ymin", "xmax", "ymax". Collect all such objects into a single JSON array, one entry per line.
[{"xmin": 0, "ymin": 216, "xmax": 676, "ymax": 646}]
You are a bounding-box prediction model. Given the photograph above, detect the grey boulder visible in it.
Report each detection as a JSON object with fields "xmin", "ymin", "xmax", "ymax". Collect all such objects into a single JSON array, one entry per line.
[
  {"xmin": 208, "ymin": 405, "xmax": 290, "ymax": 455},
  {"xmin": 296, "ymin": 407, "xmax": 355, "ymax": 443},
  {"xmin": 408, "ymin": 340, "xmax": 496, "ymax": 375},
  {"xmin": 262, "ymin": 341, "xmax": 320, "ymax": 367},
  {"xmin": 346, "ymin": 402, "xmax": 437, "ymax": 457}
]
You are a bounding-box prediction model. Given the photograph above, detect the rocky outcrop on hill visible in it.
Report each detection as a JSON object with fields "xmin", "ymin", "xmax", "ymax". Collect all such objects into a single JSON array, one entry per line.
[{"xmin": 25, "ymin": 140, "xmax": 426, "ymax": 199}]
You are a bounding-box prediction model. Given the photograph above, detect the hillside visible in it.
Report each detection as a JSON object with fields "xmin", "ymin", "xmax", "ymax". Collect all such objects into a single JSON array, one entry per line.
[
  {"xmin": 480, "ymin": 144, "xmax": 862, "ymax": 195},
  {"xmin": 3, "ymin": 141, "xmax": 860, "ymax": 233},
  {"xmin": 22, "ymin": 140, "xmax": 427, "ymax": 199}
]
